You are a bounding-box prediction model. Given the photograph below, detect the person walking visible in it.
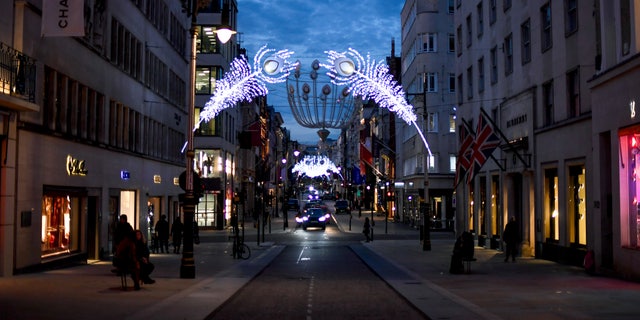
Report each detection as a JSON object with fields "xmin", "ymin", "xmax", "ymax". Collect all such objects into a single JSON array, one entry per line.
[
  {"xmin": 171, "ymin": 216, "xmax": 184, "ymax": 254},
  {"xmin": 363, "ymin": 217, "xmax": 372, "ymax": 242},
  {"xmin": 503, "ymin": 216, "xmax": 519, "ymax": 262},
  {"xmin": 154, "ymin": 215, "xmax": 170, "ymax": 253}
]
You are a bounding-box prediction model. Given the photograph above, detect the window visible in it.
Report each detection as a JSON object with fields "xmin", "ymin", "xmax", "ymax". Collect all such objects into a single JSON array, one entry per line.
[
  {"xmin": 449, "ymin": 0, "xmax": 455, "ymax": 13},
  {"xmin": 449, "ymin": 114, "xmax": 456, "ymax": 132},
  {"xmin": 196, "ymin": 25, "xmax": 220, "ymax": 54},
  {"xmin": 425, "ymin": 72, "xmax": 438, "ymax": 92},
  {"xmin": 457, "ymin": 74, "xmax": 463, "ymax": 104},
  {"xmin": 489, "ymin": 0, "xmax": 497, "ymax": 25},
  {"xmin": 504, "ymin": 34, "xmax": 513, "ymax": 75},
  {"xmin": 619, "ymin": 131, "xmax": 640, "ymax": 248},
  {"xmin": 568, "ymin": 165, "xmax": 586, "ymax": 246},
  {"xmin": 421, "ymin": 33, "xmax": 437, "ymax": 52},
  {"xmin": 478, "ymin": 57, "xmax": 485, "ymax": 92},
  {"xmin": 544, "ymin": 168, "xmax": 559, "ymax": 241},
  {"xmin": 428, "ymin": 112, "xmax": 438, "ymax": 132},
  {"xmin": 521, "ymin": 19, "xmax": 531, "ymax": 64},
  {"xmin": 466, "ymin": 67, "xmax": 473, "ymax": 99},
  {"xmin": 621, "ymin": 0, "xmax": 631, "ymax": 55},
  {"xmin": 564, "ymin": 0, "xmax": 578, "ymax": 35},
  {"xmin": 541, "ymin": 3, "xmax": 552, "ymax": 51},
  {"xmin": 542, "ymin": 80, "xmax": 554, "ymax": 126},
  {"xmin": 477, "ymin": 2, "xmax": 484, "ymax": 37},
  {"xmin": 567, "ymin": 69, "xmax": 580, "ymax": 117},
  {"xmin": 195, "ymin": 66, "xmax": 222, "ymax": 95},
  {"xmin": 449, "ymin": 73, "xmax": 456, "ymax": 93},
  {"xmin": 428, "ymin": 153, "xmax": 437, "ymax": 172},
  {"xmin": 456, "ymin": 25, "xmax": 463, "ymax": 56},
  {"xmin": 448, "ymin": 34, "xmax": 456, "ymax": 53},
  {"xmin": 503, "ymin": 0, "xmax": 512, "ymax": 11},
  {"xmin": 450, "ymin": 154, "xmax": 457, "ymax": 172},
  {"xmin": 490, "ymin": 46, "xmax": 498, "ymax": 84},
  {"xmin": 466, "ymin": 15, "xmax": 472, "ymax": 47},
  {"xmin": 42, "ymin": 192, "xmax": 82, "ymax": 257}
]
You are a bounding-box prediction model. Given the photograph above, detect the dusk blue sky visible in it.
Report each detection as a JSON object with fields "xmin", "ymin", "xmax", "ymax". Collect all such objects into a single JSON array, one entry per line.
[{"xmin": 237, "ymin": 0, "xmax": 404, "ymax": 144}]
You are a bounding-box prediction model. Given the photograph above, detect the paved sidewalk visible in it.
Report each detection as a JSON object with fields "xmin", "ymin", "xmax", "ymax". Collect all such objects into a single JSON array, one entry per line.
[
  {"xmin": 333, "ymin": 211, "xmax": 640, "ymax": 320},
  {"xmin": 1, "ymin": 210, "xmax": 639, "ymax": 320}
]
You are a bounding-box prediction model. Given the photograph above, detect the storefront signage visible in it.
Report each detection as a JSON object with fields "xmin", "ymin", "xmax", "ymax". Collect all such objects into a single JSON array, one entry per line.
[
  {"xmin": 630, "ymin": 100, "xmax": 636, "ymax": 119},
  {"xmin": 120, "ymin": 170, "xmax": 130, "ymax": 180},
  {"xmin": 153, "ymin": 175, "xmax": 161, "ymax": 184},
  {"xmin": 506, "ymin": 114, "xmax": 527, "ymax": 128},
  {"xmin": 66, "ymin": 155, "xmax": 87, "ymax": 176},
  {"xmin": 173, "ymin": 177, "xmax": 180, "ymax": 186}
]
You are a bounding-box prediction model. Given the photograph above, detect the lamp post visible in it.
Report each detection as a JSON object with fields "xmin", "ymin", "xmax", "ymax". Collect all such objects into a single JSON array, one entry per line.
[
  {"xmin": 180, "ymin": 0, "xmax": 236, "ymax": 278},
  {"xmin": 282, "ymin": 158, "xmax": 288, "ymax": 229}
]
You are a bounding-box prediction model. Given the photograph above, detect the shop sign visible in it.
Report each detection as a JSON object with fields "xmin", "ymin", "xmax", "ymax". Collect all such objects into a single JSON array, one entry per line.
[
  {"xmin": 173, "ymin": 177, "xmax": 180, "ymax": 186},
  {"xmin": 66, "ymin": 155, "xmax": 87, "ymax": 176},
  {"xmin": 630, "ymin": 100, "xmax": 636, "ymax": 119},
  {"xmin": 121, "ymin": 170, "xmax": 130, "ymax": 180},
  {"xmin": 153, "ymin": 175, "xmax": 161, "ymax": 184}
]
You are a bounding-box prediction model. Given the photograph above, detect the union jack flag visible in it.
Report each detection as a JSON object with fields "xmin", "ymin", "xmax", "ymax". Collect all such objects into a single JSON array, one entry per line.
[
  {"xmin": 467, "ymin": 112, "xmax": 501, "ymax": 185},
  {"xmin": 454, "ymin": 121, "xmax": 474, "ymax": 188}
]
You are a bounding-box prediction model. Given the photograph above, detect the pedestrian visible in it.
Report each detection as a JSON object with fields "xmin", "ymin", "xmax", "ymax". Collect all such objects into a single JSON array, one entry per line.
[
  {"xmin": 112, "ymin": 214, "xmax": 133, "ymax": 273},
  {"xmin": 133, "ymin": 230, "xmax": 155, "ymax": 284},
  {"xmin": 114, "ymin": 230, "xmax": 141, "ymax": 290},
  {"xmin": 503, "ymin": 216, "xmax": 519, "ymax": 262},
  {"xmin": 171, "ymin": 216, "xmax": 183, "ymax": 254},
  {"xmin": 363, "ymin": 217, "xmax": 372, "ymax": 242},
  {"xmin": 113, "ymin": 214, "xmax": 133, "ymax": 254},
  {"xmin": 154, "ymin": 214, "xmax": 170, "ymax": 253},
  {"xmin": 193, "ymin": 221, "xmax": 200, "ymax": 244}
]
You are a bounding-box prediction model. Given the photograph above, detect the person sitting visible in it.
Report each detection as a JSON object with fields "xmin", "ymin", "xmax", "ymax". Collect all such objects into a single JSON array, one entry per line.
[
  {"xmin": 114, "ymin": 230, "xmax": 141, "ymax": 290},
  {"xmin": 133, "ymin": 230, "xmax": 155, "ymax": 284}
]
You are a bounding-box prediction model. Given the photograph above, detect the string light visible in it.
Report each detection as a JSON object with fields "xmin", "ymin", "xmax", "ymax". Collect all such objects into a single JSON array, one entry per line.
[
  {"xmin": 197, "ymin": 45, "xmax": 298, "ymax": 127},
  {"xmin": 322, "ymin": 48, "xmax": 432, "ymax": 156},
  {"xmin": 291, "ymin": 155, "xmax": 342, "ymax": 179}
]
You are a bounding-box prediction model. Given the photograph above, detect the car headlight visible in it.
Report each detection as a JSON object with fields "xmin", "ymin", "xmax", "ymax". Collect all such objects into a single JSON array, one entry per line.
[
  {"xmin": 324, "ymin": 213, "xmax": 331, "ymax": 219},
  {"xmin": 318, "ymin": 216, "xmax": 326, "ymax": 222},
  {"xmin": 303, "ymin": 216, "xmax": 309, "ymax": 221}
]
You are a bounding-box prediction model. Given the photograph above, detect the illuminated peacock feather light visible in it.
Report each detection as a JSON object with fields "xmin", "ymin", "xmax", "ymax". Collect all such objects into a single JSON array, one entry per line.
[
  {"xmin": 322, "ymin": 48, "xmax": 432, "ymax": 156},
  {"xmin": 292, "ymin": 155, "xmax": 342, "ymax": 179}
]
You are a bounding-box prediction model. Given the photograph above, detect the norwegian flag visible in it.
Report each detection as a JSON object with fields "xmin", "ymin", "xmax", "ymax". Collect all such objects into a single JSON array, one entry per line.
[
  {"xmin": 467, "ymin": 112, "xmax": 501, "ymax": 185},
  {"xmin": 454, "ymin": 122, "xmax": 474, "ymax": 188}
]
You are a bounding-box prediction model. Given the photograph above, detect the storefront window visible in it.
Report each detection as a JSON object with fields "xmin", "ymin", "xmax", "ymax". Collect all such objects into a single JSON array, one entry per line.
[
  {"xmin": 568, "ymin": 165, "xmax": 586, "ymax": 246},
  {"xmin": 620, "ymin": 132, "xmax": 640, "ymax": 248},
  {"xmin": 42, "ymin": 195, "xmax": 80, "ymax": 257},
  {"xmin": 544, "ymin": 168, "xmax": 559, "ymax": 241}
]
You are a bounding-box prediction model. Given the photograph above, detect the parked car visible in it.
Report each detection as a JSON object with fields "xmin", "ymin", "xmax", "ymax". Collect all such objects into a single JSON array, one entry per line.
[
  {"xmin": 334, "ymin": 200, "xmax": 351, "ymax": 214},
  {"xmin": 286, "ymin": 199, "xmax": 300, "ymax": 211},
  {"xmin": 302, "ymin": 208, "xmax": 328, "ymax": 230}
]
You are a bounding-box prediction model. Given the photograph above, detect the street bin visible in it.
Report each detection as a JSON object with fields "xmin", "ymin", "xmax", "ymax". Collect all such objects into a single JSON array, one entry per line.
[{"xmin": 478, "ymin": 234, "xmax": 486, "ymax": 247}]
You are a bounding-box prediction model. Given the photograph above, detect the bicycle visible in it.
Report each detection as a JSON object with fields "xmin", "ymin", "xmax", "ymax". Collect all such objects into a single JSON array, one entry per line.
[{"xmin": 233, "ymin": 234, "xmax": 251, "ymax": 260}]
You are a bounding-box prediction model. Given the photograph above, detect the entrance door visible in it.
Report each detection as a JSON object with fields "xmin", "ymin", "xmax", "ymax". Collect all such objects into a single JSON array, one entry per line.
[{"xmin": 86, "ymin": 196, "xmax": 99, "ymax": 260}]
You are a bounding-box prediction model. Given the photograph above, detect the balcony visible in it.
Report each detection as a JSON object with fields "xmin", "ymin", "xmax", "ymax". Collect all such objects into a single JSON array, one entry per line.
[{"xmin": 0, "ymin": 42, "xmax": 38, "ymax": 112}]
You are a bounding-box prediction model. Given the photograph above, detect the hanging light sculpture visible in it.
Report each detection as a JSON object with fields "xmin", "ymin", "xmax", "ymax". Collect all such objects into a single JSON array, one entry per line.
[
  {"xmin": 286, "ymin": 59, "xmax": 361, "ymax": 142},
  {"xmin": 291, "ymin": 155, "xmax": 343, "ymax": 179}
]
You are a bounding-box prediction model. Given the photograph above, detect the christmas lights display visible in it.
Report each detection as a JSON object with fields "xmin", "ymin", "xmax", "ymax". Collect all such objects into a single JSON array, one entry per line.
[
  {"xmin": 322, "ymin": 48, "xmax": 432, "ymax": 156},
  {"xmin": 291, "ymin": 155, "xmax": 342, "ymax": 179},
  {"xmin": 197, "ymin": 45, "xmax": 298, "ymax": 127}
]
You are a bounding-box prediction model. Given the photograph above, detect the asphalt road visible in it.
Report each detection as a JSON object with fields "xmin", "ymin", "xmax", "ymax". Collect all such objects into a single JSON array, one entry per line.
[{"xmin": 207, "ymin": 225, "xmax": 427, "ymax": 320}]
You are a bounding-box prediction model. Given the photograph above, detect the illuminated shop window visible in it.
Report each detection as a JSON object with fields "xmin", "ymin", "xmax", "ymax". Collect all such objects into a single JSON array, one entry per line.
[
  {"xmin": 544, "ymin": 168, "xmax": 559, "ymax": 241},
  {"xmin": 42, "ymin": 195, "xmax": 80, "ymax": 257},
  {"xmin": 568, "ymin": 165, "xmax": 586, "ymax": 246},
  {"xmin": 620, "ymin": 132, "xmax": 640, "ymax": 248}
]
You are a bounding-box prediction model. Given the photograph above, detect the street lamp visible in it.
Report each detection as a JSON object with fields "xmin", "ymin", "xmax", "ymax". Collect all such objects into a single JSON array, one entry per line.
[
  {"xmin": 180, "ymin": 0, "xmax": 236, "ymax": 279},
  {"xmin": 281, "ymin": 158, "xmax": 288, "ymax": 229}
]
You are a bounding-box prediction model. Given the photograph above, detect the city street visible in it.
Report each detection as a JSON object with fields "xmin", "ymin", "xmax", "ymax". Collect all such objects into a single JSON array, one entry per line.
[{"xmin": 1, "ymin": 203, "xmax": 640, "ymax": 319}]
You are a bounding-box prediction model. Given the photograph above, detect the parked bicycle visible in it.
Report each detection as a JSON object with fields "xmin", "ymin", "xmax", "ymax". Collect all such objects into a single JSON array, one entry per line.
[{"xmin": 233, "ymin": 234, "xmax": 250, "ymax": 260}]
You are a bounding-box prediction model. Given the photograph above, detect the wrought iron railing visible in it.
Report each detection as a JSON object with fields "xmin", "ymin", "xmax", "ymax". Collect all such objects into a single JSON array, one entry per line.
[{"xmin": 0, "ymin": 41, "xmax": 36, "ymax": 103}]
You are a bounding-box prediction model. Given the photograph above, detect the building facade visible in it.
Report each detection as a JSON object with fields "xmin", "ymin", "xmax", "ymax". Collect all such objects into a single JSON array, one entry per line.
[
  {"xmin": 454, "ymin": 0, "xmax": 595, "ymax": 266},
  {"xmin": 399, "ymin": 0, "xmax": 457, "ymax": 229},
  {"xmin": 1, "ymin": 0, "xmax": 192, "ymax": 275}
]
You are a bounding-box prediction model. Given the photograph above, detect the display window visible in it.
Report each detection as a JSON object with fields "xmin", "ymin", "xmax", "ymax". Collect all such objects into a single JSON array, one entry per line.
[
  {"xmin": 568, "ymin": 165, "xmax": 586, "ymax": 246},
  {"xmin": 42, "ymin": 194, "xmax": 81, "ymax": 257},
  {"xmin": 544, "ymin": 168, "xmax": 559, "ymax": 242},
  {"xmin": 619, "ymin": 129, "xmax": 640, "ymax": 248}
]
